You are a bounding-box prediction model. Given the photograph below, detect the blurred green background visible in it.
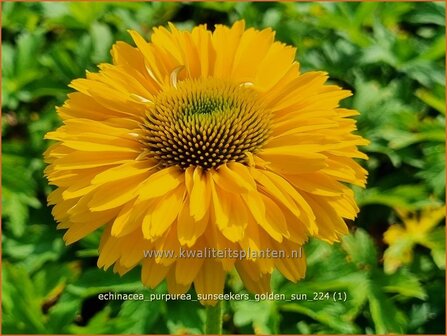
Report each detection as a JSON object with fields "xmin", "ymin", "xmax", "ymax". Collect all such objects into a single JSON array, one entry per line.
[{"xmin": 2, "ymin": 1, "xmax": 445, "ymax": 334}]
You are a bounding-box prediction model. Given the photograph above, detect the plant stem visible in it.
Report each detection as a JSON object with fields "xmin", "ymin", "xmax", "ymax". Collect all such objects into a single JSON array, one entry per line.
[{"xmin": 205, "ymin": 300, "xmax": 223, "ymax": 335}]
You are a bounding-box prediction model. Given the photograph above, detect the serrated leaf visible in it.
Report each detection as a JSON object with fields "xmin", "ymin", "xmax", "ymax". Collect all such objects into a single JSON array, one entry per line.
[
  {"xmin": 165, "ymin": 299, "xmax": 203, "ymax": 335},
  {"xmin": 381, "ymin": 268, "xmax": 427, "ymax": 299},
  {"xmin": 16, "ymin": 31, "xmax": 44, "ymax": 76},
  {"xmin": 2, "ymin": 224, "xmax": 64, "ymax": 272},
  {"xmin": 2, "ymin": 43, "xmax": 15, "ymax": 78},
  {"xmin": 90, "ymin": 22, "xmax": 113, "ymax": 63},
  {"xmin": 425, "ymin": 227, "xmax": 446, "ymax": 269},
  {"xmin": 416, "ymin": 88, "xmax": 446, "ymax": 115},
  {"xmin": 367, "ymin": 281, "xmax": 407, "ymax": 334},
  {"xmin": 117, "ymin": 293, "xmax": 163, "ymax": 333},
  {"xmin": 233, "ymin": 300, "xmax": 279, "ymax": 334},
  {"xmin": 358, "ymin": 185, "xmax": 434, "ymax": 210},
  {"xmin": 46, "ymin": 291, "xmax": 82, "ymax": 334},
  {"xmin": 342, "ymin": 229, "xmax": 377, "ymax": 267},
  {"xmin": 66, "ymin": 268, "xmax": 143, "ymax": 298},
  {"xmin": 280, "ymin": 302, "xmax": 359, "ymax": 334},
  {"xmin": 2, "ymin": 263, "xmax": 47, "ymax": 334}
]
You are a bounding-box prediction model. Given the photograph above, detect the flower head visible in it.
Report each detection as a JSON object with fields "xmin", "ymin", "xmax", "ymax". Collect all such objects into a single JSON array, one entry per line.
[
  {"xmin": 45, "ymin": 21, "xmax": 368, "ymax": 302},
  {"xmin": 383, "ymin": 206, "xmax": 445, "ymax": 273}
]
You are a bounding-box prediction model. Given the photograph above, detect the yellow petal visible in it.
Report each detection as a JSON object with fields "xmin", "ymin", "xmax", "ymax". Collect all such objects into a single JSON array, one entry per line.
[
  {"xmin": 259, "ymin": 145, "xmax": 327, "ymax": 174},
  {"xmin": 119, "ymin": 233, "xmax": 147, "ymax": 268},
  {"xmin": 111, "ymin": 200, "xmax": 147, "ymax": 237},
  {"xmin": 191, "ymin": 24, "xmax": 215, "ymax": 77},
  {"xmin": 210, "ymin": 177, "xmax": 229, "ymax": 223},
  {"xmin": 212, "ymin": 20, "xmax": 245, "ymax": 79},
  {"xmin": 144, "ymin": 187, "xmax": 185, "ymax": 240},
  {"xmin": 273, "ymin": 241, "xmax": 306, "ymax": 282},
  {"xmin": 212, "ymin": 163, "xmax": 254, "ymax": 193},
  {"xmin": 175, "ymin": 254, "xmax": 204, "ymax": 286},
  {"xmin": 189, "ymin": 167, "xmax": 211, "ymax": 221},
  {"xmin": 231, "ymin": 27, "xmax": 274, "ymax": 82},
  {"xmin": 210, "ymin": 179, "xmax": 247, "ymax": 242},
  {"xmin": 227, "ymin": 161, "xmax": 257, "ymax": 188},
  {"xmin": 255, "ymin": 42, "xmax": 297, "ymax": 91},
  {"xmin": 128, "ymin": 29, "xmax": 167, "ymax": 86},
  {"xmin": 303, "ymin": 192, "xmax": 349, "ymax": 242},
  {"xmin": 194, "ymin": 260, "xmax": 226, "ymax": 304},
  {"xmin": 92, "ymin": 160, "xmax": 155, "ymax": 185},
  {"xmin": 261, "ymin": 194, "xmax": 290, "ymax": 239},
  {"xmin": 167, "ymin": 268, "xmax": 191, "ymax": 294},
  {"xmin": 203, "ymin": 222, "xmax": 237, "ymax": 271},
  {"xmin": 141, "ymin": 259, "xmax": 170, "ymax": 288},
  {"xmin": 265, "ymin": 71, "xmax": 328, "ymax": 110},
  {"xmin": 279, "ymin": 204, "xmax": 310, "ymax": 245},
  {"xmin": 221, "ymin": 196, "xmax": 248, "ymax": 242},
  {"xmin": 151, "ymin": 227, "xmax": 180, "ymax": 266},
  {"xmin": 97, "ymin": 229, "xmax": 122, "ymax": 269},
  {"xmin": 263, "ymin": 170, "xmax": 317, "ymax": 232},
  {"xmin": 251, "ymin": 168, "xmax": 302, "ymax": 219},
  {"xmin": 241, "ymin": 191, "xmax": 283, "ymax": 242},
  {"xmin": 235, "ymin": 261, "xmax": 271, "ymax": 293},
  {"xmin": 138, "ymin": 166, "xmax": 184, "ymax": 201},
  {"xmin": 322, "ymin": 156, "xmax": 367, "ymax": 187},
  {"xmin": 53, "ymin": 152, "xmax": 136, "ymax": 170},
  {"xmin": 326, "ymin": 193, "xmax": 359, "ymax": 220},
  {"xmin": 285, "ymin": 172, "xmax": 345, "ymax": 197},
  {"xmin": 88, "ymin": 173, "xmax": 147, "ymax": 212},
  {"xmin": 177, "ymin": 199, "xmax": 208, "ymax": 247},
  {"xmin": 113, "ymin": 262, "xmax": 132, "ymax": 276},
  {"xmin": 63, "ymin": 209, "xmax": 117, "ymax": 244}
]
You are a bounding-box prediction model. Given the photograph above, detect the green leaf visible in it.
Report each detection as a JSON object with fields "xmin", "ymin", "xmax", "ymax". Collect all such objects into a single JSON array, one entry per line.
[
  {"xmin": 382, "ymin": 268, "xmax": 427, "ymax": 299},
  {"xmin": 383, "ymin": 233, "xmax": 415, "ymax": 274},
  {"xmin": 418, "ymin": 34, "xmax": 446, "ymax": 61},
  {"xmin": 406, "ymin": 2, "xmax": 445, "ymax": 26},
  {"xmin": 2, "ymin": 263, "xmax": 47, "ymax": 334},
  {"xmin": 16, "ymin": 31, "xmax": 44, "ymax": 77},
  {"xmin": 417, "ymin": 143, "xmax": 446, "ymax": 197},
  {"xmin": 425, "ymin": 227, "xmax": 446, "ymax": 269},
  {"xmin": 2, "ymin": 151, "xmax": 41, "ymax": 237},
  {"xmin": 357, "ymin": 185, "xmax": 436, "ymax": 210},
  {"xmin": 46, "ymin": 268, "xmax": 145, "ymax": 333},
  {"xmin": 90, "ymin": 22, "xmax": 113, "ymax": 63},
  {"xmin": 68, "ymin": 2, "xmax": 107, "ymax": 28},
  {"xmin": 195, "ymin": 1, "xmax": 237, "ymax": 12},
  {"xmin": 33, "ymin": 263, "xmax": 74, "ymax": 300},
  {"xmin": 233, "ymin": 300, "xmax": 280, "ymax": 334},
  {"xmin": 281, "ymin": 302, "xmax": 359, "ymax": 334},
  {"xmin": 116, "ymin": 291, "xmax": 164, "ymax": 333},
  {"xmin": 68, "ymin": 306, "xmax": 116, "ymax": 334},
  {"xmin": 2, "ymin": 43, "xmax": 15, "ymax": 78},
  {"xmin": 166, "ymin": 299, "xmax": 203, "ymax": 334},
  {"xmin": 1, "ymin": 191, "xmax": 29, "ymax": 236},
  {"xmin": 2, "ymin": 223, "xmax": 64, "ymax": 273},
  {"xmin": 66, "ymin": 268, "xmax": 143, "ymax": 298},
  {"xmin": 41, "ymin": 2, "xmax": 70, "ymax": 19},
  {"xmin": 341, "ymin": 229, "xmax": 377, "ymax": 267},
  {"xmin": 367, "ymin": 281, "xmax": 407, "ymax": 333},
  {"xmin": 278, "ymin": 240, "xmax": 369, "ymax": 331},
  {"xmin": 46, "ymin": 291, "xmax": 82, "ymax": 333},
  {"xmin": 416, "ymin": 88, "xmax": 446, "ymax": 115},
  {"xmin": 408, "ymin": 303, "xmax": 433, "ymax": 331}
]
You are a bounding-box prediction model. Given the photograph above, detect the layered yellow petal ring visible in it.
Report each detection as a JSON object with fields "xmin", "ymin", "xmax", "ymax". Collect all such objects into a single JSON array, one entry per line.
[{"xmin": 45, "ymin": 21, "xmax": 368, "ymax": 302}]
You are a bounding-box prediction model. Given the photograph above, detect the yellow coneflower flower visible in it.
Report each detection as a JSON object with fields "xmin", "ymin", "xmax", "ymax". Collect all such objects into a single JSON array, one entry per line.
[
  {"xmin": 383, "ymin": 206, "xmax": 445, "ymax": 273},
  {"xmin": 44, "ymin": 21, "xmax": 368, "ymax": 302}
]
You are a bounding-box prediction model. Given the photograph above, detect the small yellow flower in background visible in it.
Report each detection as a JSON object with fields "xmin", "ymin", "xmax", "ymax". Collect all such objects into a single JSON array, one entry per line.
[
  {"xmin": 383, "ymin": 206, "xmax": 446, "ymax": 274},
  {"xmin": 44, "ymin": 21, "xmax": 368, "ymax": 302}
]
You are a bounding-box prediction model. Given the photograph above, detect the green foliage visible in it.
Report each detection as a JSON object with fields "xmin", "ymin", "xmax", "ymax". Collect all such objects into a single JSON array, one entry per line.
[
  {"xmin": 2, "ymin": 1, "xmax": 445, "ymax": 334},
  {"xmin": 278, "ymin": 230, "xmax": 428, "ymax": 334}
]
